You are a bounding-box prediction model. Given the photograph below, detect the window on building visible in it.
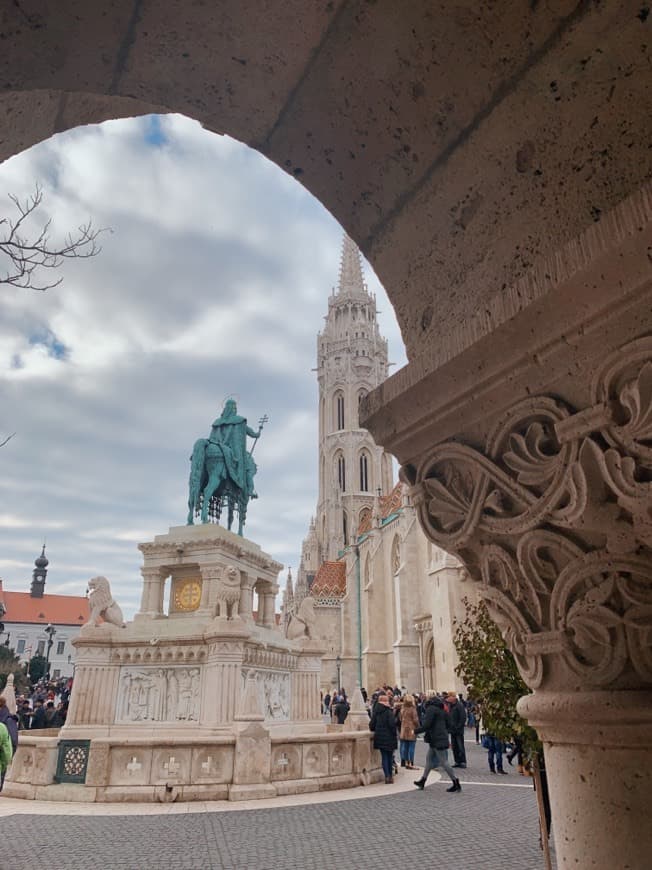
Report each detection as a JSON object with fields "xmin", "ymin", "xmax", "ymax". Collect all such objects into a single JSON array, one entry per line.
[
  {"xmin": 37, "ymin": 640, "xmax": 45, "ymax": 656},
  {"xmin": 359, "ymin": 452, "xmax": 369, "ymax": 491},
  {"xmin": 16, "ymin": 639, "xmax": 25, "ymax": 654},
  {"xmin": 343, "ymin": 511, "xmax": 348, "ymax": 545},
  {"xmin": 337, "ymin": 454, "xmax": 346, "ymax": 492},
  {"xmin": 57, "ymin": 641, "xmax": 65, "ymax": 655},
  {"xmin": 335, "ymin": 392, "xmax": 345, "ymax": 429},
  {"xmin": 53, "ymin": 669, "xmax": 61, "ymax": 679},
  {"xmin": 358, "ymin": 390, "xmax": 367, "ymax": 426}
]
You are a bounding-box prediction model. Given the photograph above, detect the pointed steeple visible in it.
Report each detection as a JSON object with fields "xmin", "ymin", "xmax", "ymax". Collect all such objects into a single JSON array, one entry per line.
[{"xmin": 335, "ymin": 234, "xmax": 367, "ymax": 300}]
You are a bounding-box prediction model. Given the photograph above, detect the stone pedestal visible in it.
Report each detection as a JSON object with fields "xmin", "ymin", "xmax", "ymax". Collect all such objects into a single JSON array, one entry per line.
[{"xmin": 6, "ymin": 523, "xmax": 382, "ymax": 802}]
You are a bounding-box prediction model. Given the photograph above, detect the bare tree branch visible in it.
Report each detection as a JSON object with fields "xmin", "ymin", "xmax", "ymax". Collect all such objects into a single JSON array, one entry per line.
[
  {"xmin": 0, "ymin": 433, "xmax": 16, "ymax": 448},
  {"xmin": 0, "ymin": 184, "xmax": 109, "ymax": 291}
]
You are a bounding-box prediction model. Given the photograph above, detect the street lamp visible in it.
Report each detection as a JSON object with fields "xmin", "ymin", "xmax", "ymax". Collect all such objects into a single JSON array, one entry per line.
[
  {"xmin": 335, "ymin": 654, "xmax": 342, "ymax": 692},
  {"xmin": 44, "ymin": 623, "xmax": 56, "ymax": 680}
]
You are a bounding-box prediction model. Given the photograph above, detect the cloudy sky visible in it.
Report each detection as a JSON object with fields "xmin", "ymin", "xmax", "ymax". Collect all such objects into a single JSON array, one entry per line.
[{"xmin": 0, "ymin": 114, "xmax": 406, "ymax": 618}]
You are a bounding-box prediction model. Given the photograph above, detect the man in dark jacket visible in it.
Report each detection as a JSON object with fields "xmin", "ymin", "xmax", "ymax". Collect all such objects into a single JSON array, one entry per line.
[
  {"xmin": 414, "ymin": 694, "xmax": 461, "ymax": 793},
  {"xmin": 447, "ymin": 691, "xmax": 467, "ymax": 768}
]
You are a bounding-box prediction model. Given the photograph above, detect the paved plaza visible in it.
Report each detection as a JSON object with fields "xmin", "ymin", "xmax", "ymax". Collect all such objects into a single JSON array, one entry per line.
[{"xmin": 0, "ymin": 740, "xmax": 553, "ymax": 870}]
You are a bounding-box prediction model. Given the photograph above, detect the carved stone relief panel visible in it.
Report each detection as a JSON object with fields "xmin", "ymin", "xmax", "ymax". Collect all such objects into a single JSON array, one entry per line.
[
  {"xmin": 403, "ymin": 337, "xmax": 652, "ymax": 693},
  {"xmin": 116, "ymin": 666, "xmax": 202, "ymax": 723},
  {"xmin": 242, "ymin": 669, "xmax": 291, "ymax": 721}
]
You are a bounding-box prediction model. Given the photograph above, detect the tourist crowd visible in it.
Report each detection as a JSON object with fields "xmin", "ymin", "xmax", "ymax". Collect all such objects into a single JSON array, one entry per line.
[
  {"xmin": 0, "ymin": 676, "xmax": 73, "ymax": 791},
  {"xmin": 321, "ymin": 684, "xmax": 527, "ymax": 793}
]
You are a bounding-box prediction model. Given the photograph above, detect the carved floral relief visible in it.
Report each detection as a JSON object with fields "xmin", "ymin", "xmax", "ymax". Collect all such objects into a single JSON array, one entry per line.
[{"xmin": 403, "ymin": 337, "xmax": 652, "ymax": 692}]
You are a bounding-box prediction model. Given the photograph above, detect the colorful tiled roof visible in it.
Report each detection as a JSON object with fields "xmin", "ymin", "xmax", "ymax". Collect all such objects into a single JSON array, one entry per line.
[
  {"xmin": 0, "ymin": 589, "xmax": 89, "ymax": 626},
  {"xmin": 310, "ymin": 561, "xmax": 346, "ymax": 598},
  {"xmin": 357, "ymin": 481, "xmax": 404, "ymax": 536}
]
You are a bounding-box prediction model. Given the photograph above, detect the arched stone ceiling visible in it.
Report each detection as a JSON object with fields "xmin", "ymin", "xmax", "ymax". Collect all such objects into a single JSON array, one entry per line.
[{"xmin": 1, "ymin": 1, "xmax": 650, "ymax": 370}]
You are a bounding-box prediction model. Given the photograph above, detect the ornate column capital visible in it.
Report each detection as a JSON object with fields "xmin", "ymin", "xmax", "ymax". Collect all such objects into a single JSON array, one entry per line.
[{"xmin": 403, "ymin": 336, "xmax": 652, "ymax": 693}]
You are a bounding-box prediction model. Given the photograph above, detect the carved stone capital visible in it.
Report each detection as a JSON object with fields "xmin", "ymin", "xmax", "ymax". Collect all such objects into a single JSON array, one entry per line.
[{"xmin": 403, "ymin": 337, "xmax": 652, "ymax": 693}]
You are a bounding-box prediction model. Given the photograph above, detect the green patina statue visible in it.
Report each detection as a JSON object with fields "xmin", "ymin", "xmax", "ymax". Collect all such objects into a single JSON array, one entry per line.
[{"xmin": 187, "ymin": 399, "xmax": 267, "ymax": 535}]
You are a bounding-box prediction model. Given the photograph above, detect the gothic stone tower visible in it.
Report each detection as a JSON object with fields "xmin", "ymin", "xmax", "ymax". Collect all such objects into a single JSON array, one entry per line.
[{"xmin": 315, "ymin": 234, "xmax": 393, "ymax": 563}]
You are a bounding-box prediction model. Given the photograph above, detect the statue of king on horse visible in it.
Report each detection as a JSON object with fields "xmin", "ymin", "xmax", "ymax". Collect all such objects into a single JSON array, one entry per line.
[{"xmin": 187, "ymin": 399, "xmax": 267, "ymax": 535}]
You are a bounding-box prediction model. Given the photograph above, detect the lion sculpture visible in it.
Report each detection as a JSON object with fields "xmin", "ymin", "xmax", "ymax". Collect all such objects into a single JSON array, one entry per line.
[
  {"xmin": 215, "ymin": 565, "xmax": 241, "ymax": 619},
  {"xmin": 286, "ymin": 596, "xmax": 317, "ymax": 641},
  {"xmin": 86, "ymin": 576, "xmax": 126, "ymax": 628}
]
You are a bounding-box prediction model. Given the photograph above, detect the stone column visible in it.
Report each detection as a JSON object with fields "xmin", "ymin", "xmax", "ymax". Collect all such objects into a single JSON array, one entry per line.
[
  {"xmin": 260, "ymin": 584, "xmax": 276, "ymax": 629},
  {"xmin": 239, "ymin": 574, "xmax": 254, "ymax": 623},
  {"xmin": 199, "ymin": 565, "xmax": 220, "ymax": 617},
  {"xmin": 135, "ymin": 566, "xmax": 165, "ymax": 619},
  {"xmin": 362, "ymin": 193, "xmax": 652, "ymax": 870}
]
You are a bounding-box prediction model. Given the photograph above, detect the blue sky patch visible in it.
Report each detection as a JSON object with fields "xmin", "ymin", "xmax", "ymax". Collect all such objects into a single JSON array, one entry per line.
[
  {"xmin": 28, "ymin": 327, "xmax": 69, "ymax": 360},
  {"xmin": 143, "ymin": 115, "xmax": 167, "ymax": 147}
]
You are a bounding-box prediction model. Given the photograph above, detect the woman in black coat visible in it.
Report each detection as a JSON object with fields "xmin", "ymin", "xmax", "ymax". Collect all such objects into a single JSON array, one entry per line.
[{"xmin": 369, "ymin": 694, "xmax": 398, "ymax": 783}]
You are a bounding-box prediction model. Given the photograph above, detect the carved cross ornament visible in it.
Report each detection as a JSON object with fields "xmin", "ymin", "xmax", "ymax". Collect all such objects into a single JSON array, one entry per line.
[
  {"xmin": 126, "ymin": 756, "xmax": 142, "ymax": 775},
  {"xmin": 402, "ymin": 337, "xmax": 652, "ymax": 693}
]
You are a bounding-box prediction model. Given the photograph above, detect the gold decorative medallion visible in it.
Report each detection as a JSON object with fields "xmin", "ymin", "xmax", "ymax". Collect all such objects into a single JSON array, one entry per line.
[{"xmin": 173, "ymin": 579, "xmax": 202, "ymax": 612}]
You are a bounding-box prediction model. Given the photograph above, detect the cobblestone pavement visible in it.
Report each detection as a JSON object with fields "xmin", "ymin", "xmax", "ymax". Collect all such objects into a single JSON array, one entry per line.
[{"xmin": 0, "ymin": 737, "xmax": 554, "ymax": 870}]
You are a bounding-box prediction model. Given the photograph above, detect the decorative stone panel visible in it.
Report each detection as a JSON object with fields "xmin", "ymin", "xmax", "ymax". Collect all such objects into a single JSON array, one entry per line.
[
  {"xmin": 270, "ymin": 744, "xmax": 302, "ymax": 781},
  {"xmin": 302, "ymin": 743, "xmax": 328, "ymax": 778},
  {"xmin": 329, "ymin": 741, "xmax": 353, "ymax": 775},
  {"xmin": 109, "ymin": 748, "xmax": 152, "ymax": 787},
  {"xmin": 55, "ymin": 740, "xmax": 91, "ymax": 784},
  {"xmin": 151, "ymin": 747, "xmax": 191, "ymax": 785},
  {"xmin": 190, "ymin": 745, "xmax": 234, "ymax": 783}
]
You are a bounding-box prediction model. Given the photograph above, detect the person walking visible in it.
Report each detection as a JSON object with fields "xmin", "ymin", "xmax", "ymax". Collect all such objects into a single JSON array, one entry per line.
[
  {"xmin": 369, "ymin": 693, "xmax": 398, "ymax": 783},
  {"xmin": 414, "ymin": 693, "xmax": 461, "ymax": 793},
  {"xmin": 448, "ymin": 691, "xmax": 467, "ymax": 768}
]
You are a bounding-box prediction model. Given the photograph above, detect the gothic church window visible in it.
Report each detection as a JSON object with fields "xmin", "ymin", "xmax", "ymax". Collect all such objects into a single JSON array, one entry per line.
[
  {"xmin": 358, "ymin": 390, "xmax": 367, "ymax": 426},
  {"xmin": 359, "ymin": 451, "xmax": 370, "ymax": 491},
  {"xmin": 343, "ymin": 510, "xmax": 348, "ymax": 545},
  {"xmin": 336, "ymin": 453, "xmax": 346, "ymax": 491},
  {"xmin": 335, "ymin": 392, "xmax": 345, "ymax": 430}
]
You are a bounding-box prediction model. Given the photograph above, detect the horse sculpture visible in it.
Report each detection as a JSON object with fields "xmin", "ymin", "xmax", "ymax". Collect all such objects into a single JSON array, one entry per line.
[{"xmin": 187, "ymin": 401, "xmax": 264, "ymax": 536}]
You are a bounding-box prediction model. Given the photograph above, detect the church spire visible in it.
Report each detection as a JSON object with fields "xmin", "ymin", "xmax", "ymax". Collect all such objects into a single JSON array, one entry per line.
[
  {"xmin": 335, "ymin": 234, "xmax": 367, "ymax": 300},
  {"xmin": 31, "ymin": 544, "xmax": 49, "ymax": 598}
]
